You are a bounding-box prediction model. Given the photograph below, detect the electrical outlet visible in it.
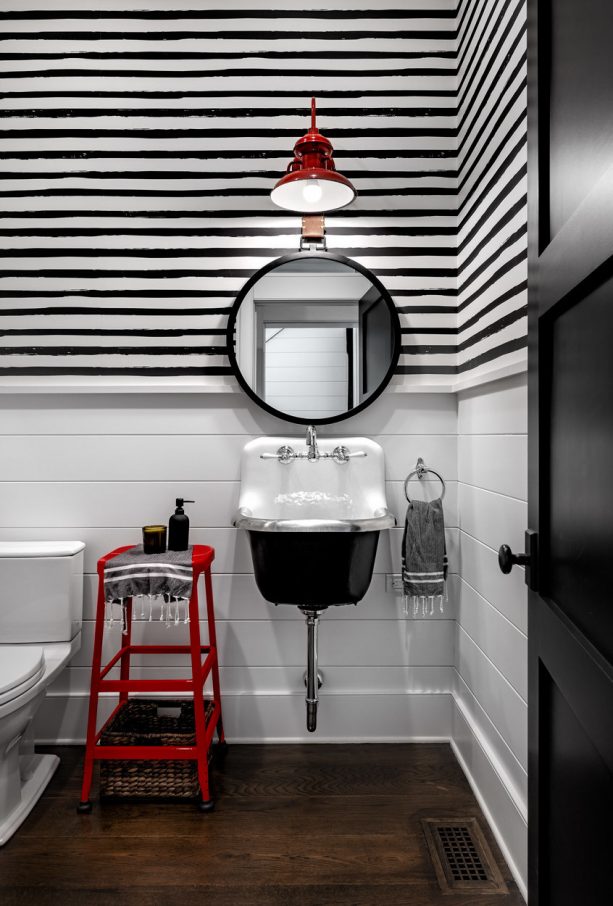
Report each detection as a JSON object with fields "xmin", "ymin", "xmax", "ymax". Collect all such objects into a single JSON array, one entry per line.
[{"xmin": 385, "ymin": 574, "xmax": 404, "ymax": 594}]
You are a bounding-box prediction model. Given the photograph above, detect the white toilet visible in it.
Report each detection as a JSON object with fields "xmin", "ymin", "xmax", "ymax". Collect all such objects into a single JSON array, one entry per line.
[{"xmin": 0, "ymin": 540, "xmax": 84, "ymax": 846}]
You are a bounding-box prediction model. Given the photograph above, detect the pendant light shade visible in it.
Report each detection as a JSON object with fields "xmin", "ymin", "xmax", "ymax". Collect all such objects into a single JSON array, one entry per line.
[{"xmin": 271, "ymin": 98, "xmax": 356, "ymax": 213}]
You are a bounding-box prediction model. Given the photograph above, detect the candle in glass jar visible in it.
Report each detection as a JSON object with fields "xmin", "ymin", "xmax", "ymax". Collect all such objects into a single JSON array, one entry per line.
[{"xmin": 142, "ymin": 524, "xmax": 166, "ymax": 554}]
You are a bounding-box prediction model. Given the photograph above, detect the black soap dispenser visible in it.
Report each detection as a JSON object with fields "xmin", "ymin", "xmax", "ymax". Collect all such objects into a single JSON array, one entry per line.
[{"xmin": 168, "ymin": 498, "xmax": 194, "ymax": 551}]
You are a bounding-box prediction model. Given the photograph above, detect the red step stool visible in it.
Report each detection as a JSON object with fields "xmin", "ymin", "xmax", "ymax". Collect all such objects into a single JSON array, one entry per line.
[{"xmin": 78, "ymin": 544, "xmax": 225, "ymax": 813}]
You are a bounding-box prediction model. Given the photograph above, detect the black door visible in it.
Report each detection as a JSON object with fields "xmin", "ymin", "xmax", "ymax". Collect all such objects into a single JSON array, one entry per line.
[
  {"xmin": 520, "ymin": 1, "xmax": 613, "ymax": 903},
  {"xmin": 358, "ymin": 287, "xmax": 392, "ymax": 401}
]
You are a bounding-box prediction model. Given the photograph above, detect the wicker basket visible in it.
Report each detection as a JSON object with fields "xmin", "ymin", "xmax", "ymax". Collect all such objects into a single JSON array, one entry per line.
[{"xmin": 100, "ymin": 699, "xmax": 214, "ymax": 800}]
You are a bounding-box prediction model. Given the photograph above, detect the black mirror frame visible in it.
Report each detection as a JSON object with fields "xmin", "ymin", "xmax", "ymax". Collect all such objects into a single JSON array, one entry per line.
[{"xmin": 226, "ymin": 251, "xmax": 401, "ymax": 426}]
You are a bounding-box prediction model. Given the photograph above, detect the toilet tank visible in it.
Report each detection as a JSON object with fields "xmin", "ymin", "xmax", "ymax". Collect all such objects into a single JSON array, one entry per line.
[{"xmin": 0, "ymin": 541, "xmax": 85, "ymax": 643}]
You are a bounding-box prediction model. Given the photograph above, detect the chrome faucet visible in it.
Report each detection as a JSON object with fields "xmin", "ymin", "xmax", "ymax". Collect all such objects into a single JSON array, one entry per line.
[
  {"xmin": 260, "ymin": 424, "xmax": 368, "ymax": 464},
  {"xmin": 306, "ymin": 424, "xmax": 319, "ymax": 461}
]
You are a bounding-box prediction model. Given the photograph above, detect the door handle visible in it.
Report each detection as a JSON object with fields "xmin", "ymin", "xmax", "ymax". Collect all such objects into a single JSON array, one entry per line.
[
  {"xmin": 498, "ymin": 530, "xmax": 538, "ymax": 591},
  {"xmin": 498, "ymin": 545, "xmax": 529, "ymax": 573}
]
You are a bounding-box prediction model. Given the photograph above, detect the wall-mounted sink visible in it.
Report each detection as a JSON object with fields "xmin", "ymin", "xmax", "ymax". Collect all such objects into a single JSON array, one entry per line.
[
  {"xmin": 233, "ymin": 427, "xmax": 395, "ymax": 730},
  {"xmin": 234, "ymin": 432, "xmax": 394, "ymax": 606}
]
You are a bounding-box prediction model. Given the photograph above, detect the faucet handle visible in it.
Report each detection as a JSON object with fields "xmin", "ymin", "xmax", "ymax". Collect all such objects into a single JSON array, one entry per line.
[
  {"xmin": 260, "ymin": 445, "xmax": 295, "ymax": 463},
  {"xmin": 332, "ymin": 445, "xmax": 367, "ymax": 464}
]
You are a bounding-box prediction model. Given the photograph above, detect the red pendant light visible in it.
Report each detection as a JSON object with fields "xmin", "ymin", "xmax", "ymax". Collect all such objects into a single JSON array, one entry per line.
[{"xmin": 271, "ymin": 98, "xmax": 357, "ymax": 214}]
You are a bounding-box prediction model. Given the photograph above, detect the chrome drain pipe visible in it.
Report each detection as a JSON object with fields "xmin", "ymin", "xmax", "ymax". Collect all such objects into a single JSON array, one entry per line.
[{"xmin": 302, "ymin": 609, "xmax": 321, "ymax": 732}]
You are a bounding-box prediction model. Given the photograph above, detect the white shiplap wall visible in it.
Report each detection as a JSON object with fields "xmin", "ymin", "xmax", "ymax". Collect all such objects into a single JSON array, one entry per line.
[
  {"xmin": 453, "ymin": 371, "xmax": 528, "ymax": 896},
  {"xmin": 0, "ymin": 389, "xmax": 459, "ymax": 742},
  {"xmin": 264, "ymin": 326, "xmax": 350, "ymax": 417}
]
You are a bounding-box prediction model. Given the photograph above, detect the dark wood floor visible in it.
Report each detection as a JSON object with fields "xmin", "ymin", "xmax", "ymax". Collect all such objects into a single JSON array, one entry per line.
[{"xmin": 0, "ymin": 744, "xmax": 524, "ymax": 906}]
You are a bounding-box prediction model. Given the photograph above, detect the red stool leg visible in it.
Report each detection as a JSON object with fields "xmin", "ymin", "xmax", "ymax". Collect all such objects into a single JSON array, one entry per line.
[
  {"xmin": 78, "ymin": 564, "xmax": 107, "ymax": 813},
  {"xmin": 189, "ymin": 577, "xmax": 213, "ymax": 811},
  {"xmin": 204, "ymin": 567, "xmax": 225, "ymax": 745},
  {"xmin": 119, "ymin": 597, "xmax": 133, "ymax": 704}
]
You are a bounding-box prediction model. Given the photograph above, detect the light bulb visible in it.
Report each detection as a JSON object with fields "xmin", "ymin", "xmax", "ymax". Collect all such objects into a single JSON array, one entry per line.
[{"xmin": 302, "ymin": 179, "xmax": 323, "ymax": 204}]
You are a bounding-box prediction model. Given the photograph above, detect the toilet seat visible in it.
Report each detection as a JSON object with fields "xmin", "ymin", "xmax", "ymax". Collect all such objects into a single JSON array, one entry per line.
[{"xmin": 0, "ymin": 646, "xmax": 45, "ymax": 707}]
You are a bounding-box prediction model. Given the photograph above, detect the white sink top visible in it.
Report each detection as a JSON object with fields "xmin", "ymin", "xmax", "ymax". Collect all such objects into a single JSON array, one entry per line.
[{"xmin": 234, "ymin": 436, "xmax": 395, "ymax": 532}]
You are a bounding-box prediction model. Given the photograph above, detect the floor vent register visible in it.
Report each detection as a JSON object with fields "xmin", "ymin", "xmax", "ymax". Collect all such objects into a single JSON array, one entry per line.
[{"xmin": 422, "ymin": 818, "xmax": 509, "ymax": 895}]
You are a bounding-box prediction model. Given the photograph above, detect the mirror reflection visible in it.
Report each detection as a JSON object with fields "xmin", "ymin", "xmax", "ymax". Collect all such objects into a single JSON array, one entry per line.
[{"xmin": 230, "ymin": 256, "xmax": 398, "ymax": 423}]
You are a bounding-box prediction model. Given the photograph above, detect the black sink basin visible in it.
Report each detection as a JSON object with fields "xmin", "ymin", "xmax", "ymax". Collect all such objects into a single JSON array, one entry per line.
[{"xmin": 247, "ymin": 529, "xmax": 381, "ymax": 609}]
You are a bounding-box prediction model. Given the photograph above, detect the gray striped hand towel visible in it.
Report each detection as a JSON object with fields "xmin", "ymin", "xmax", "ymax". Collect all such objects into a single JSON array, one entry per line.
[
  {"xmin": 104, "ymin": 545, "xmax": 193, "ymax": 602},
  {"xmin": 402, "ymin": 498, "xmax": 448, "ymax": 615}
]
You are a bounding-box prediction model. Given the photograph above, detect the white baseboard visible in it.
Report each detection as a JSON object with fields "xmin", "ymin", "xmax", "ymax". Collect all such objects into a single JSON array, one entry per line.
[
  {"xmin": 451, "ymin": 698, "xmax": 527, "ymax": 900},
  {"xmin": 35, "ymin": 690, "xmax": 453, "ymax": 745}
]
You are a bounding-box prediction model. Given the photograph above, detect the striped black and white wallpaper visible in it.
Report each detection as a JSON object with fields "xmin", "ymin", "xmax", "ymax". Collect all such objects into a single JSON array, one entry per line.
[
  {"xmin": 456, "ymin": 0, "xmax": 527, "ymax": 380},
  {"xmin": 0, "ymin": 0, "xmax": 526, "ymax": 390}
]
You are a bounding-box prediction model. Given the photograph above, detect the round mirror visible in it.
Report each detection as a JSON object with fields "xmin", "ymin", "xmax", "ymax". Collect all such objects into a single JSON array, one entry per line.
[{"xmin": 227, "ymin": 252, "xmax": 401, "ymax": 425}]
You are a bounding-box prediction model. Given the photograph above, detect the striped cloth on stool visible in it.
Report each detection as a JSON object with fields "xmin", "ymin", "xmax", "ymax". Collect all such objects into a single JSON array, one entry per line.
[{"xmin": 104, "ymin": 544, "xmax": 194, "ymax": 602}]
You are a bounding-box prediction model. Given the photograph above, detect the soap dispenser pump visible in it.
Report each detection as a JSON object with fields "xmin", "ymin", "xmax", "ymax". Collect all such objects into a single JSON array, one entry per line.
[{"xmin": 168, "ymin": 498, "xmax": 194, "ymax": 551}]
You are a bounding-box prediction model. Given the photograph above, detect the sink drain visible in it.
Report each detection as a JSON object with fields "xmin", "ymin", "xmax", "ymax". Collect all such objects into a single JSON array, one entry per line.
[{"xmin": 422, "ymin": 818, "xmax": 508, "ymax": 894}]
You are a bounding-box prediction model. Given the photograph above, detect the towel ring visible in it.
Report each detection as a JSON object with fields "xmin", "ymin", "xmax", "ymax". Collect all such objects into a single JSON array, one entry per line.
[{"xmin": 404, "ymin": 457, "xmax": 446, "ymax": 502}]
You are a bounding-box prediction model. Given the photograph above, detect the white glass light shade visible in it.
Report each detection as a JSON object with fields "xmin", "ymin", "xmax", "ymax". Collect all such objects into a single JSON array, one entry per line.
[{"xmin": 271, "ymin": 173, "xmax": 356, "ymax": 213}]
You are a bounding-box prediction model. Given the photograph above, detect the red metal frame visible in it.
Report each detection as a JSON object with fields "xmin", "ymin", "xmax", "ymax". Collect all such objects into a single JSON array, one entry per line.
[{"xmin": 79, "ymin": 544, "xmax": 225, "ymax": 809}]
